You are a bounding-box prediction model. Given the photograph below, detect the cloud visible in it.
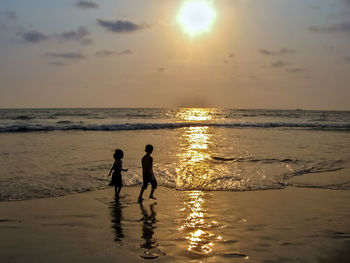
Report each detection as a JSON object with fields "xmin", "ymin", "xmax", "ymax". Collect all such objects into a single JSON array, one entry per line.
[
  {"xmin": 271, "ymin": 60, "xmax": 289, "ymax": 68},
  {"xmin": 45, "ymin": 52, "xmax": 86, "ymax": 60},
  {"xmin": 95, "ymin": 49, "xmax": 134, "ymax": 57},
  {"xmin": 3, "ymin": 11, "xmax": 16, "ymax": 20},
  {"xmin": 75, "ymin": 1, "xmax": 99, "ymax": 9},
  {"xmin": 55, "ymin": 27, "xmax": 92, "ymax": 44},
  {"xmin": 97, "ymin": 19, "xmax": 150, "ymax": 33},
  {"xmin": 344, "ymin": 56, "xmax": 350, "ymax": 62},
  {"xmin": 19, "ymin": 27, "xmax": 92, "ymax": 45},
  {"xmin": 309, "ymin": 21, "xmax": 350, "ymax": 34},
  {"xmin": 118, "ymin": 49, "xmax": 133, "ymax": 55},
  {"xmin": 279, "ymin": 48, "xmax": 296, "ymax": 54},
  {"xmin": 259, "ymin": 48, "xmax": 296, "ymax": 56},
  {"xmin": 286, "ymin": 68, "xmax": 306, "ymax": 73},
  {"xmin": 259, "ymin": 49, "xmax": 276, "ymax": 55},
  {"xmin": 56, "ymin": 27, "xmax": 89, "ymax": 40},
  {"xmin": 20, "ymin": 30, "xmax": 49, "ymax": 43},
  {"xmin": 157, "ymin": 67, "xmax": 166, "ymax": 72},
  {"xmin": 1, "ymin": 11, "xmax": 17, "ymax": 31},
  {"xmin": 96, "ymin": 50, "xmax": 115, "ymax": 56}
]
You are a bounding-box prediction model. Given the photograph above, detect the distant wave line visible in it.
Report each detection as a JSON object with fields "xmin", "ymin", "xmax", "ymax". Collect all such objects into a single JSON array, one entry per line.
[{"xmin": 0, "ymin": 121, "xmax": 349, "ymax": 133}]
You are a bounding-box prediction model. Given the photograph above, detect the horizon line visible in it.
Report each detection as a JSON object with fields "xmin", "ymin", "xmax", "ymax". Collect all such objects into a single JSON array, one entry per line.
[{"xmin": 0, "ymin": 107, "xmax": 349, "ymax": 112}]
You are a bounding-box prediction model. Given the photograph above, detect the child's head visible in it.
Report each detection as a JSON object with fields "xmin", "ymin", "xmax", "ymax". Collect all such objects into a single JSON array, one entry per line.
[
  {"xmin": 145, "ymin": 144, "xmax": 153, "ymax": 154},
  {"xmin": 113, "ymin": 149, "xmax": 124, "ymax": 160}
]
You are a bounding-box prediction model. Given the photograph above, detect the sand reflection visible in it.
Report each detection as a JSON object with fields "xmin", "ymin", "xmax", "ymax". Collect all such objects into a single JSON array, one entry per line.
[
  {"xmin": 110, "ymin": 200, "xmax": 124, "ymax": 242},
  {"xmin": 139, "ymin": 202, "xmax": 158, "ymax": 250},
  {"xmin": 179, "ymin": 191, "xmax": 221, "ymax": 257},
  {"xmin": 139, "ymin": 202, "xmax": 165, "ymax": 259}
]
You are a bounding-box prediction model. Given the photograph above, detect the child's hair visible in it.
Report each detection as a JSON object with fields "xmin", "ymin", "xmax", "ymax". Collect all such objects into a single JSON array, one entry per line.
[
  {"xmin": 145, "ymin": 144, "xmax": 153, "ymax": 153},
  {"xmin": 113, "ymin": 149, "xmax": 124, "ymax": 160}
]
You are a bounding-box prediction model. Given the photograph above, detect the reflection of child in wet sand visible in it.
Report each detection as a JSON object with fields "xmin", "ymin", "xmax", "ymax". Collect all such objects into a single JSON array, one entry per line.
[
  {"xmin": 138, "ymin": 144, "xmax": 157, "ymax": 202},
  {"xmin": 108, "ymin": 149, "xmax": 128, "ymax": 200},
  {"xmin": 139, "ymin": 202, "xmax": 157, "ymax": 250}
]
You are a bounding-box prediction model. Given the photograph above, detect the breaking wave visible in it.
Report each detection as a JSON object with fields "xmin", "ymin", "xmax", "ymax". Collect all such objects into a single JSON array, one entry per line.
[{"xmin": 1, "ymin": 121, "xmax": 349, "ymax": 133}]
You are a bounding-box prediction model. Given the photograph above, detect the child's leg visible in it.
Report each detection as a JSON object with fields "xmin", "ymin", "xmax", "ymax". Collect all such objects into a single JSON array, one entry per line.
[
  {"xmin": 149, "ymin": 179, "xmax": 157, "ymax": 199},
  {"xmin": 114, "ymin": 186, "xmax": 119, "ymax": 199},
  {"xmin": 149, "ymin": 187, "xmax": 156, "ymax": 199},
  {"xmin": 138, "ymin": 179, "xmax": 147, "ymax": 201},
  {"xmin": 117, "ymin": 186, "xmax": 122, "ymax": 197}
]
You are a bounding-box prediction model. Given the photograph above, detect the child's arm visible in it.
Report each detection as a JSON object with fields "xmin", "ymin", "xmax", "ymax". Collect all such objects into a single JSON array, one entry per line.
[
  {"xmin": 107, "ymin": 163, "xmax": 115, "ymax": 176},
  {"xmin": 121, "ymin": 160, "xmax": 128, "ymax": 172}
]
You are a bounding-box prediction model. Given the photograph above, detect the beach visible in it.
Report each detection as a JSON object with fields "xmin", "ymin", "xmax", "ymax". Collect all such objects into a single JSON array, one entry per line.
[
  {"xmin": 1, "ymin": 108, "xmax": 350, "ymax": 262},
  {"xmin": 1, "ymin": 185, "xmax": 350, "ymax": 263}
]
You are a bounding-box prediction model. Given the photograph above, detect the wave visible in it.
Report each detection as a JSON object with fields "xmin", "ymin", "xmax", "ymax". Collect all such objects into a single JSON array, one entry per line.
[
  {"xmin": 56, "ymin": 120, "xmax": 73, "ymax": 124},
  {"xmin": 12, "ymin": 115, "xmax": 35, "ymax": 120},
  {"xmin": 0, "ymin": 121, "xmax": 349, "ymax": 133},
  {"xmin": 211, "ymin": 156, "xmax": 298, "ymax": 163},
  {"xmin": 291, "ymin": 181, "xmax": 350, "ymax": 190},
  {"xmin": 1, "ymin": 158, "xmax": 348, "ymax": 201},
  {"xmin": 52, "ymin": 112, "xmax": 91, "ymax": 117}
]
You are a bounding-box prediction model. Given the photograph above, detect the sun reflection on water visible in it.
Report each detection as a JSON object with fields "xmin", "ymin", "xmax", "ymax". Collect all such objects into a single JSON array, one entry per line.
[
  {"xmin": 176, "ymin": 126, "xmax": 214, "ymax": 188},
  {"xmin": 175, "ymin": 109, "xmax": 215, "ymax": 189},
  {"xmin": 175, "ymin": 108, "xmax": 215, "ymax": 121},
  {"xmin": 175, "ymin": 109, "xmax": 223, "ymax": 257},
  {"xmin": 179, "ymin": 191, "xmax": 221, "ymax": 256}
]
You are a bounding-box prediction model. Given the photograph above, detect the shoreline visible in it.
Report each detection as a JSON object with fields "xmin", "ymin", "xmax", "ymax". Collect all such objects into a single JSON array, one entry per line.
[
  {"xmin": 1, "ymin": 186, "xmax": 350, "ymax": 262},
  {"xmin": 2, "ymin": 171, "xmax": 349, "ymax": 203}
]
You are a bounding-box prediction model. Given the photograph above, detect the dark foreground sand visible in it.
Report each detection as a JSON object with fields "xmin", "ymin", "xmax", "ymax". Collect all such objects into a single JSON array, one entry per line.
[{"xmin": 1, "ymin": 186, "xmax": 350, "ymax": 263}]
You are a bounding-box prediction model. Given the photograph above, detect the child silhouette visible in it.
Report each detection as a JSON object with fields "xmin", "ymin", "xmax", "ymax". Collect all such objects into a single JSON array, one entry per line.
[
  {"xmin": 108, "ymin": 149, "xmax": 128, "ymax": 200},
  {"xmin": 138, "ymin": 144, "xmax": 157, "ymax": 202}
]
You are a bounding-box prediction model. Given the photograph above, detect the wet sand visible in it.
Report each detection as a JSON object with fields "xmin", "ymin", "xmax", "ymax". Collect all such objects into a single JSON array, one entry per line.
[{"xmin": 1, "ymin": 186, "xmax": 350, "ymax": 263}]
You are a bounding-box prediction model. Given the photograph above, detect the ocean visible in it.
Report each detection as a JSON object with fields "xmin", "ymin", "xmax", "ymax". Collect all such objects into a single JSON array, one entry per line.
[{"xmin": 0, "ymin": 108, "xmax": 349, "ymax": 201}]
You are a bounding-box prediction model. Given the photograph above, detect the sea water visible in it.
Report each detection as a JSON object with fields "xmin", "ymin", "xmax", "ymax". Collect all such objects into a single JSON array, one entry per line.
[{"xmin": 0, "ymin": 108, "xmax": 349, "ymax": 201}]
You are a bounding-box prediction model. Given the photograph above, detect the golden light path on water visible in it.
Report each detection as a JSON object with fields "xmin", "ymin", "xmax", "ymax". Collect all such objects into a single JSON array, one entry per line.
[
  {"xmin": 175, "ymin": 108, "xmax": 214, "ymax": 189},
  {"xmin": 176, "ymin": 108, "xmax": 214, "ymax": 121},
  {"xmin": 176, "ymin": 108, "xmax": 222, "ymax": 256},
  {"xmin": 178, "ymin": 191, "xmax": 223, "ymax": 256}
]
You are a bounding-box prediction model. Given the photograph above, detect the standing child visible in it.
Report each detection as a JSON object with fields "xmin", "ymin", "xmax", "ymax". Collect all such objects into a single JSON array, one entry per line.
[
  {"xmin": 138, "ymin": 144, "xmax": 157, "ymax": 202},
  {"xmin": 108, "ymin": 149, "xmax": 128, "ymax": 200}
]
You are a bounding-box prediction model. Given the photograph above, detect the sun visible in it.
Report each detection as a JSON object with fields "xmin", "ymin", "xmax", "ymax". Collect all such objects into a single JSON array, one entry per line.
[{"xmin": 177, "ymin": 0, "xmax": 216, "ymax": 37}]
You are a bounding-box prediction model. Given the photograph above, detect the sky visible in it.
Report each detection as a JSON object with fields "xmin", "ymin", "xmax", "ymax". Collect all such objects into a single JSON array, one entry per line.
[{"xmin": 0, "ymin": 0, "xmax": 349, "ymax": 109}]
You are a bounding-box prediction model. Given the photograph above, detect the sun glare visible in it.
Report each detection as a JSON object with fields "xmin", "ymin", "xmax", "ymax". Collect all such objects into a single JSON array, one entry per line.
[{"xmin": 177, "ymin": 0, "xmax": 216, "ymax": 37}]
